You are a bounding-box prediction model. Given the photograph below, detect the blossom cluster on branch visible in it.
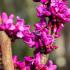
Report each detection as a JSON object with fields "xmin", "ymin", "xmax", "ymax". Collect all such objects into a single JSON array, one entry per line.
[
  {"xmin": 13, "ymin": 53, "xmax": 56, "ymax": 70},
  {"xmin": 0, "ymin": 0, "xmax": 70, "ymax": 70}
]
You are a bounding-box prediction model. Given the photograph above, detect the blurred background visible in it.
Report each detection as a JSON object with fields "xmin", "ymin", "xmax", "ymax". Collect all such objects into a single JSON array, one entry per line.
[{"xmin": 0, "ymin": 0, "xmax": 70, "ymax": 70}]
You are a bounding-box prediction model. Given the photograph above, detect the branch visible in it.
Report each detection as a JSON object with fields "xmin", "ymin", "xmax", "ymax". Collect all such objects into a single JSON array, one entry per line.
[
  {"xmin": 0, "ymin": 31, "xmax": 14, "ymax": 70},
  {"xmin": 41, "ymin": 54, "xmax": 49, "ymax": 64}
]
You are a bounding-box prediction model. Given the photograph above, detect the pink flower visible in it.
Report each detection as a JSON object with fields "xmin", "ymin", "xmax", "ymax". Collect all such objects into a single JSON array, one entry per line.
[
  {"xmin": 36, "ymin": 5, "xmax": 51, "ymax": 18},
  {"xmin": 33, "ymin": 0, "xmax": 48, "ymax": 4},
  {"xmin": 1, "ymin": 12, "xmax": 15, "ymax": 30}
]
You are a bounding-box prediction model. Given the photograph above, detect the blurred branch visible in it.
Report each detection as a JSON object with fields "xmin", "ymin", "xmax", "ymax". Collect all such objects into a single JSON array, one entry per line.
[{"xmin": 0, "ymin": 31, "xmax": 15, "ymax": 70}]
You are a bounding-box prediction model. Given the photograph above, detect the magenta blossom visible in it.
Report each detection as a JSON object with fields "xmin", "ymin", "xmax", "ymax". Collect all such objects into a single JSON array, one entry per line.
[
  {"xmin": 0, "ymin": 12, "xmax": 15, "ymax": 30},
  {"xmin": 36, "ymin": 4, "xmax": 51, "ymax": 18},
  {"xmin": 33, "ymin": 0, "xmax": 48, "ymax": 4},
  {"xmin": 13, "ymin": 53, "xmax": 57, "ymax": 70}
]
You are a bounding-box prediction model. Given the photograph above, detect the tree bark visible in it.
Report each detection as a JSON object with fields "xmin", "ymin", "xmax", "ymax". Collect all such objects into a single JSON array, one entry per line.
[
  {"xmin": 41, "ymin": 54, "xmax": 49, "ymax": 64},
  {"xmin": 0, "ymin": 31, "xmax": 14, "ymax": 70}
]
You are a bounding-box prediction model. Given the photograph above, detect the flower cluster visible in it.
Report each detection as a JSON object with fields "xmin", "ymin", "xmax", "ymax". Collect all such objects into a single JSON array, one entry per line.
[
  {"xmin": 0, "ymin": 12, "xmax": 34, "ymax": 46},
  {"xmin": 0, "ymin": 0, "xmax": 70, "ymax": 70},
  {"xmin": 13, "ymin": 53, "xmax": 57, "ymax": 70},
  {"xmin": 35, "ymin": 0, "xmax": 70, "ymax": 36},
  {"xmin": 0, "ymin": 12, "xmax": 57, "ymax": 53}
]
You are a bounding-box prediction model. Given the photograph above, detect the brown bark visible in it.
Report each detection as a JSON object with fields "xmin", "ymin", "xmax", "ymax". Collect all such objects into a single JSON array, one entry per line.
[
  {"xmin": 0, "ymin": 31, "xmax": 14, "ymax": 70},
  {"xmin": 41, "ymin": 54, "xmax": 49, "ymax": 64}
]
